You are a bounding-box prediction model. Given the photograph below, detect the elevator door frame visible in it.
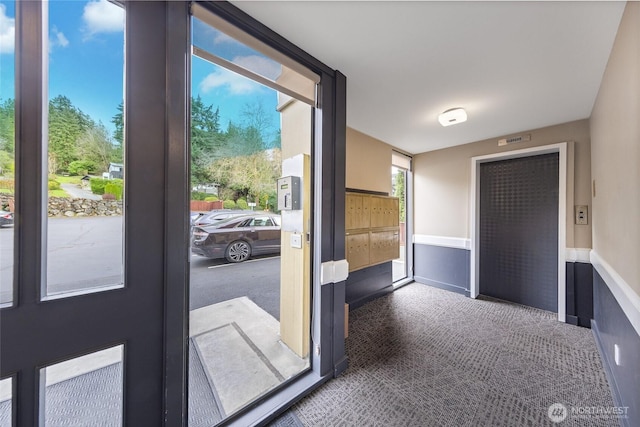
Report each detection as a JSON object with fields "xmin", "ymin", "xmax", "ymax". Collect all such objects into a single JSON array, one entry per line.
[{"xmin": 470, "ymin": 142, "xmax": 567, "ymax": 322}]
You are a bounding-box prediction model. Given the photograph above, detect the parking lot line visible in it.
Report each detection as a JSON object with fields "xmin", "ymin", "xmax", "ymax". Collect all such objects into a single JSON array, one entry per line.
[{"xmin": 207, "ymin": 256, "xmax": 280, "ymax": 269}]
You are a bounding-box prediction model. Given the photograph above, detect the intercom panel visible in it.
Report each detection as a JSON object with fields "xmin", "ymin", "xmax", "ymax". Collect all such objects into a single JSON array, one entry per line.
[{"xmin": 277, "ymin": 176, "xmax": 301, "ymax": 210}]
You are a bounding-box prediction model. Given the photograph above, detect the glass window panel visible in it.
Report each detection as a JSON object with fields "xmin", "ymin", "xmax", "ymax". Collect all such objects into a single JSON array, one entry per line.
[
  {"xmin": 0, "ymin": 377, "xmax": 11, "ymax": 426},
  {"xmin": 392, "ymin": 166, "xmax": 408, "ymax": 282},
  {"xmin": 40, "ymin": 345, "xmax": 123, "ymax": 426},
  {"xmin": 0, "ymin": 0, "xmax": 15, "ymax": 307},
  {"xmin": 192, "ymin": 4, "xmax": 318, "ymax": 105},
  {"xmin": 189, "ymin": 14, "xmax": 313, "ymax": 422},
  {"xmin": 45, "ymin": 0, "xmax": 125, "ymax": 299}
]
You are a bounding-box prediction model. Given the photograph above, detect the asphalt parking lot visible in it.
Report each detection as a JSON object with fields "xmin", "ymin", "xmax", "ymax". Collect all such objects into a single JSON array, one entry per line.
[
  {"xmin": 190, "ymin": 254, "xmax": 280, "ymax": 319},
  {"xmin": 0, "ymin": 217, "xmax": 281, "ymax": 319}
]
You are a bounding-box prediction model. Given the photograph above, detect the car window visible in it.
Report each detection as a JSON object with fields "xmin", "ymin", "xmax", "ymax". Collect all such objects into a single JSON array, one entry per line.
[
  {"xmin": 202, "ymin": 211, "xmax": 248, "ymax": 223},
  {"xmin": 237, "ymin": 218, "xmax": 253, "ymax": 228},
  {"xmin": 250, "ymin": 217, "xmax": 273, "ymax": 227},
  {"xmin": 204, "ymin": 213, "xmax": 226, "ymax": 221},
  {"xmin": 272, "ymin": 216, "xmax": 281, "ymax": 226}
]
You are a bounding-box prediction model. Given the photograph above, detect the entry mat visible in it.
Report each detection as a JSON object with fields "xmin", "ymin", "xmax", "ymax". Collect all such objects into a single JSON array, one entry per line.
[{"xmin": 192, "ymin": 322, "xmax": 285, "ymax": 418}]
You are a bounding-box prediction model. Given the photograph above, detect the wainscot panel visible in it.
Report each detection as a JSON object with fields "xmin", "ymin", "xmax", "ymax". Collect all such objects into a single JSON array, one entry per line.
[
  {"xmin": 565, "ymin": 262, "xmax": 594, "ymax": 328},
  {"xmin": 345, "ymin": 262, "xmax": 393, "ymax": 310},
  {"xmin": 592, "ymin": 269, "xmax": 640, "ymax": 427},
  {"xmin": 414, "ymin": 244, "xmax": 470, "ymax": 297}
]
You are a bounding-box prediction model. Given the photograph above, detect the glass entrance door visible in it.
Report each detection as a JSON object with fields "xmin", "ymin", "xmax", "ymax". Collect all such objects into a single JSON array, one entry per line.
[
  {"xmin": 392, "ymin": 166, "xmax": 408, "ymax": 282},
  {"xmin": 0, "ymin": 2, "xmax": 191, "ymax": 424},
  {"xmin": 2, "ymin": 2, "xmax": 346, "ymax": 425},
  {"xmin": 391, "ymin": 151, "xmax": 412, "ymax": 285},
  {"xmin": 188, "ymin": 6, "xmax": 317, "ymax": 424}
]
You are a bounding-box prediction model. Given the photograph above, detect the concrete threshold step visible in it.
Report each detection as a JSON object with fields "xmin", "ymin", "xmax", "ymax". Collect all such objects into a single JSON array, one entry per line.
[{"xmin": 190, "ymin": 297, "xmax": 309, "ymax": 417}]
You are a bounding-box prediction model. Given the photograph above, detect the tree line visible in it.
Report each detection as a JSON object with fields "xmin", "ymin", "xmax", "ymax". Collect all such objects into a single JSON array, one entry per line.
[
  {"xmin": 0, "ymin": 95, "xmax": 122, "ymax": 176},
  {"xmin": 0, "ymin": 95, "xmax": 282, "ymax": 209},
  {"xmin": 191, "ymin": 95, "xmax": 281, "ymax": 207}
]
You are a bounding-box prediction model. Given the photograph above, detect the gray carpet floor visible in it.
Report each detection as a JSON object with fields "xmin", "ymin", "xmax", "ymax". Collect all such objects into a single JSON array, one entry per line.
[
  {"xmin": 278, "ymin": 283, "xmax": 617, "ymax": 427},
  {"xmin": 0, "ymin": 283, "xmax": 617, "ymax": 426},
  {"xmin": 44, "ymin": 364, "xmax": 123, "ymax": 427},
  {"xmin": 0, "ymin": 342, "xmax": 222, "ymax": 426}
]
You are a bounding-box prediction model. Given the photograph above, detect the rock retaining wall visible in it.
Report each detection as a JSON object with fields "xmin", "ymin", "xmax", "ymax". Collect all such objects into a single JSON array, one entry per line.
[{"xmin": 0, "ymin": 195, "xmax": 122, "ymax": 217}]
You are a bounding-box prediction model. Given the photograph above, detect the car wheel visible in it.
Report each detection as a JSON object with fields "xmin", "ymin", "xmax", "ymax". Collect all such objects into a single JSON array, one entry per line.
[{"xmin": 225, "ymin": 240, "xmax": 251, "ymax": 263}]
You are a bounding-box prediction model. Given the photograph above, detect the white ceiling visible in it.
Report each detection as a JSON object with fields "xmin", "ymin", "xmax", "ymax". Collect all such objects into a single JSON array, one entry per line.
[{"xmin": 231, "ymin": 1, "xmax": 626, "ymax": 155}]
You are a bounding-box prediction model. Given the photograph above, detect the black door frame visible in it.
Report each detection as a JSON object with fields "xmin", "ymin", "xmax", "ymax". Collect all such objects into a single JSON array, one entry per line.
[
  {"xmin": 1, "ymin": 1, "xmax": 347, "ymax": 425},
  {"xmin": 192, "ymin": 2, "xmax": 347, "ymax": 425}
]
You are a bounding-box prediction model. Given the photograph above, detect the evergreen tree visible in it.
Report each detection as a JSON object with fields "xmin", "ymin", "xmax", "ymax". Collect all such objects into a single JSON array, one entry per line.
[
  {"xmin": 0, "ymin": 98, "xmax": 15, "ymax": 154},
  {"xmin": 48, "ymin": 95, "xmax": 92, "ymax": 173},
  {"xmin": 76, "ymin": 122, "xmax": 116, "ymax": 173},
  {"xmin": 394, "ymin": 170, "xmax": 406, "ymax": 222},
  {"xmin": 191, "ymin": 95, "xmax": 224, "ymax": 185},
  {"xmin": 111, "ymin": 102, "xmax": 124, "ymax": 162},
  {"xmin": 112, "ymin": 102, "xmax": 124, "ymax": 146}
]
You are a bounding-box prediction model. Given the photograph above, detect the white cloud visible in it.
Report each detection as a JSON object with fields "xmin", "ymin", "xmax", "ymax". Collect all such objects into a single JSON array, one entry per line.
[
  {"xmin": 50, "ymin": 27, "xmax": 69, "ymax": 51},
  {"xmin": 82, "ymin": 0, "xmax": 124, "ymax": 38},
  {"xmin": 214, "ymin": 32, "xmax": 235, "ymax": 45},
  {"xmin": 0, "ymin": 4, "xmax": 15, "ymax": 55},
  {"xmin": 233, "ymin": 55, "xmax": 281, "ymax": 81},
  {"xmin": 199, "ymin": 68, "xmax": 262, "ymax": 95}
]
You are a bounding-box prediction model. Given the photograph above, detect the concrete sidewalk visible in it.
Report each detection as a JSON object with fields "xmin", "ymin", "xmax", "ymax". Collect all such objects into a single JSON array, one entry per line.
[
  {"xmin": 61, "ymin": 183, "xmax": 102, "ymax": 200},
  {"xmin": 191, "ymin": 297, "xmax": 309, "ymax": 417}
]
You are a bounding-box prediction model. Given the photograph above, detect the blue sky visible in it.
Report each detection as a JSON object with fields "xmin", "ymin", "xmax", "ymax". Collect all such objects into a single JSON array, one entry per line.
[
  {"xmin": 192, "ymin": 16, "xmax": 280, "ymax": 133},
  {"xmin": 0, "ymin": 2, "xmax": 16, "ymax": 103},
  {"xmin": 0, "ymin": 0, "xmax": 279, "ymax": 137}
]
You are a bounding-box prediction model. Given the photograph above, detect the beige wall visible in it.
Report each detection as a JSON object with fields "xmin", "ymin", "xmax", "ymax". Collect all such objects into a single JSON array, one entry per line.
[
  {"xmin": 590, "ymin": 1, "xmax": 640, "ymax": 296},
  {"xmin": 279, "ymin": 98, "xmax": 312, "ymax": 159},
  {"xmin": 346, "ymin": 127, "xmax": 393, "ymax": 194},
  {"xmin": 278, "ymin": 98, "xmax": 313, "ymax": 356},
  {"xmin": 413, "ymin": 119, "xmax": 592, "ymax": 249}
]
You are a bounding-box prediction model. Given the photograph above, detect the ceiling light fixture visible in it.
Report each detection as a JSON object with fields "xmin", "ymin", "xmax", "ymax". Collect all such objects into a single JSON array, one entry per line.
[{"xmin": 438, "ymin": 108, "xmax": 467, "ymax": 127}]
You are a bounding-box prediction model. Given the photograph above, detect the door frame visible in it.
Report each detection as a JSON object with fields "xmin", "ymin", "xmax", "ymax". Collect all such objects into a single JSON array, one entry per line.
[
  {"xmin": 470, "ymin": 142, "xmax": 567, "ymax": 322},
  {"xmin": 2, "ymin": 2, "xmax": 347, "ymax": 425},
  {"xmin": 184, "ymin": 2, "xmax": 348, "ymax": 425}
]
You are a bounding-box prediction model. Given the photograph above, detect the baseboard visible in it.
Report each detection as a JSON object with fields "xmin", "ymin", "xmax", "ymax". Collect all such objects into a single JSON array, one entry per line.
[
  {"xmin": 565, "ymin": 314, "xmax": 579, "ymax": 326},
  {"xmin": 414, "ymin": 276, "xmax": 470, "ymax": 297},
  {"xmin": 591, "ymin": 319, "xmax": 630, "ymax": 427},
  {"xmin": 347, "ymin": 285, "xmax": 394, "ymax": 310},
  {"xmin": 333, "ymin": 356, "xmax": 349, "ymax": 378}
]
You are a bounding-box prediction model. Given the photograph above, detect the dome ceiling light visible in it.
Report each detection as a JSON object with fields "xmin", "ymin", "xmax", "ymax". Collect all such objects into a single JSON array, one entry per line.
[{"xmin": 438, "ymin": 108, "xmax": 467, "ymax": 127}]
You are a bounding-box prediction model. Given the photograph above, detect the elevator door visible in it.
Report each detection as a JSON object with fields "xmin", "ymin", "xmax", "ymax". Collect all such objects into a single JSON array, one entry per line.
[{"xmin": 479, "ymin": 153, "xmax": 559, "ymax": 312}]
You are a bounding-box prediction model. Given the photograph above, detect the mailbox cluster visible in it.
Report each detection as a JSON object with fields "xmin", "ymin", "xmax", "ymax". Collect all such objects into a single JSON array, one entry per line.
[{"xmin": 345, "ymin": 192, "xmax": 400, "ymax": 271}]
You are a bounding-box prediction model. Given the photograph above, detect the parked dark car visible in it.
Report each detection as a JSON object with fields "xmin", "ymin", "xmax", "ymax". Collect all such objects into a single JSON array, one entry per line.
[
  {"xmin": 190, "ymin": 211, "xmax": 205, "ymax": 224},
  {"xmin": 192, "ymin": 209, "xmax": 248, "ymax": 228},
  {"xmin": 0, "ymin": 211, "xmax": 13, "ymax": 227},
  {"xmin": 191, "ymin": 213, "xmax": 281, "ymax": 262}
]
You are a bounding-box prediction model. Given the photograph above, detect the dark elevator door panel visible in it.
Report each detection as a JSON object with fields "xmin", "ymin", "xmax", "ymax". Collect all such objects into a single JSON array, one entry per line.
[{"xmin": 479, "ymin": 153, "xmax": 559, "ymax": 312}]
